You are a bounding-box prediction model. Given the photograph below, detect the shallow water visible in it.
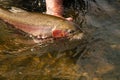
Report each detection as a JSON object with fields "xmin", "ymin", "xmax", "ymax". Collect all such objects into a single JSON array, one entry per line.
[{"xmin": 0, "ymin": 0, "xmax": 120, "ymax": 80}]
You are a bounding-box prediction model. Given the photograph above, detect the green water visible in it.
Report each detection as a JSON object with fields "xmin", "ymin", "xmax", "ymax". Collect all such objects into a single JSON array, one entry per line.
[{"xmin": 0, "ymin": 0, "xmax": 120, "ymax": 80}]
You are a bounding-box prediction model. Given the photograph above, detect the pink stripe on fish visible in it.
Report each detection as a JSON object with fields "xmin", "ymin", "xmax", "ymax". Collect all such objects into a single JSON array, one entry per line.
[{"xmin": 6, "ymin": 20, "xmax": 53, "ymax": 37}]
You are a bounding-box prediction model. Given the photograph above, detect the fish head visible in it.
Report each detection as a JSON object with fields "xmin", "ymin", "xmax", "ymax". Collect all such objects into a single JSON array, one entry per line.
[{"xmin": 51, "ymin": 22, "xmax": 84, "ymax": 40}]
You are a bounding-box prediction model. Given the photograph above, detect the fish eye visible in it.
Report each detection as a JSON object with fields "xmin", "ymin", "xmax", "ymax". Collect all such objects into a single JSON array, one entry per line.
[{"xmin": 67, "ymin": 29, "xmax": 75, "ymax": 34}]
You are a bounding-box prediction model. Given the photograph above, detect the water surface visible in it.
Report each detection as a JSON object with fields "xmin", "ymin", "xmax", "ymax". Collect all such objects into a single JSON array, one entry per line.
[{"xmin": 0, "ymin": 0, "xmax": 120, "ymax": 80}]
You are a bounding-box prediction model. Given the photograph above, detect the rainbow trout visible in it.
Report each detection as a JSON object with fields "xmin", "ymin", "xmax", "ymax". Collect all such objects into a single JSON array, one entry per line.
[
  {"xmin": 0, "ymin": 7, "xmax": 84, "ymax": 54},
  {"xmin": 0, "ymin": 7, "xmax": 83, "ymax": 42}
]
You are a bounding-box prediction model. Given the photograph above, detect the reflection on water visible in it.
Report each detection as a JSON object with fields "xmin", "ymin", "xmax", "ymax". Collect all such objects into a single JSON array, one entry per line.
[{"xmin": 0, "ymin": 0, "xmax": 120, "ymax": 80}]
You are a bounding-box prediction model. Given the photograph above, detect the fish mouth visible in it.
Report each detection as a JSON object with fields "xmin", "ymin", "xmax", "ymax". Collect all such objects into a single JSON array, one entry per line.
[{"xmin": 69, "ymin": 32, "xmax": 84, "ymax": 40}]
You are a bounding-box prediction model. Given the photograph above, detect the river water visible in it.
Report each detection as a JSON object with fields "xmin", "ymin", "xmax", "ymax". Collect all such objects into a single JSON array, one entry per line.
[{"xmin": 0, "ymin": 0, "xmax": 120, "ymax": 80}]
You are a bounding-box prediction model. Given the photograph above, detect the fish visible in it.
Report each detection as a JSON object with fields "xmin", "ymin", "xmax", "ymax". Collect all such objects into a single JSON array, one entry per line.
[
  {"xmin": 0, "ymin": 7, "xmax": 84, "ymax": 54},
  {"xmin": 0, "ymin": 7, "xmax": 84, "ymax": 42}
]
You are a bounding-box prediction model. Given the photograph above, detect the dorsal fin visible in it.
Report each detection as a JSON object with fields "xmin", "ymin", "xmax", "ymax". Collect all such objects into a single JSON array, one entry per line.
[{"xmin": 9, "ymin": 7, "xmax": 27, "ymax": 13}]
